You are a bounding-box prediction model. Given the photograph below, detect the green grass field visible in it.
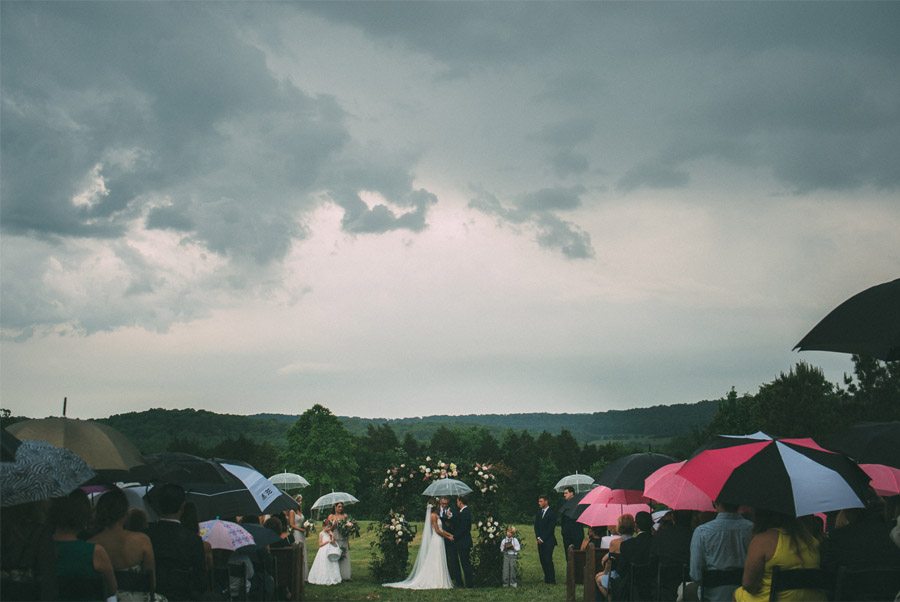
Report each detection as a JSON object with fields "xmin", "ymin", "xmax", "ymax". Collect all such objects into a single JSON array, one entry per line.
[{"xmin": 303, "ymin": 521, "xmax": 570, "ymax": 601}]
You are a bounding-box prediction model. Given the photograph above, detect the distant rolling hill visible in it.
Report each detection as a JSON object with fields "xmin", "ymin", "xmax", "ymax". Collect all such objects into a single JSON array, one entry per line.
[{"xmin": 88, "ymin": 400, "xmax": 718, "ymax": 454}]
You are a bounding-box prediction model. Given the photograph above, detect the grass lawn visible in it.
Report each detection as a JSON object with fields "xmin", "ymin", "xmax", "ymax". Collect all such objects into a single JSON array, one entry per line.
[{"xmin": 303, "ymin": 521, "xmax": 571, "ymax": 601}]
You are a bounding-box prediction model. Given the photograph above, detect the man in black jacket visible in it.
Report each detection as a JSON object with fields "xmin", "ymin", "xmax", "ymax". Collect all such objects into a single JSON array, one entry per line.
[
  {"xmin": 534, "ymin": 494, "xmax": 558, "ymax": 584},
  {"xmin": 560, "ymin": 486, "xmax": 585, "ymax": 552},
  {"xmin": 454, "ymin": 497, "xmax": 474, "ymax": 587},
  {"xmin": 439, "ymin": 496, "xmax": 462, "ymax": 586},
  {"xmin": 146, "ymin": 483, "xmax": 205, "ymax": 601}
]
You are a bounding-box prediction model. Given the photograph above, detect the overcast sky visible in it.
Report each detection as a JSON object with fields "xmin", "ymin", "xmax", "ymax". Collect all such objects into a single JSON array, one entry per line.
[{"xmin": 2, "ymin": 2, "xmax": 898, "ymax": 420}]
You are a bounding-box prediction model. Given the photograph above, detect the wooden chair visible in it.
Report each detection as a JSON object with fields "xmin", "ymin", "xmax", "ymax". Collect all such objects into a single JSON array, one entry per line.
[
  {"xmin": 768, "ymin": 565, "xmax": 834, "ymax": 602},
  {"xmin": 567, "ymin": 544, "xmax": 588, "ymax": 601},
  {"xmin": 56, "ymin": 575, "xmax": 105, "ymax": 601},
  {"xmin": 626, "ymin": 561, "xmax": 655, "ymax": 602},
  {"xmin": 211, "ymin": 548, "xmax": 234, "ymax": 596},
  {"xmin": 270, "ymin": 543, "xmax": 304, "ymax": 601},
  {"xmin": 699, "ymin": 567, "xmax": 743, "ymax": 602},
  {"xmin": 834, "ymin": 565, "xmax": 900, "ymax": 601},
  {"xmin": 227, "ymin": 559, "xmax": 249, "ymax": 602},
  {"xmin": 655, "ymin": 561, "xmax": 687, "ymax": 602},
  {"xmin": 583, "ymin": 543, "xmax": 606, "ymax": 602}
]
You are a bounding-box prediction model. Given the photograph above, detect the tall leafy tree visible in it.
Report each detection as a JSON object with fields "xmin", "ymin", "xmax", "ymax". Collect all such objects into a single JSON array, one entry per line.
[{"xmin": 283, "ymin": 404, "xmax": 358, "ymax": 497}]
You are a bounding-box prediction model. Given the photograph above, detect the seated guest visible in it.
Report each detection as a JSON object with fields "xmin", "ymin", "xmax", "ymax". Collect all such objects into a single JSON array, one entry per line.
[
  {"xmin": 264, "ymin": 516, "xmax": 292, "ymax": 548},
  {"xmin": 180, "ymin": 502, "xmax": 213, "ymax": 574},
  {"xmin": 821, "ymin": 498, "xmax": 900, "ymax": 572},
  {"xmin": 146, "ymin": 484, "xmax": 205, "ymax": 601},
  {"xmin": 733, "ymin": 509, "xmax": 823, "ymax": 602},
  {"xmin": 652, "ymin": 510, "xmax": 693, "ymax": 565},
  {"xmin": 597, "ymin": 513, "xmax": 635, "ymax": 599},
  {"xmin": 581, "ymin": 526, "xmax": 604, "ymax": 551},
  {"xmin": 617, "ymin": 511, "xmax": 655, "ymax": 600},
  {"xmin": 689, "ymin": 500, "xmax": 753, "ymax": 602},
  {"xmin": 51, "ymin": 490, "xmax": 117, "ymax": 600},
  {"xmin": 123, "ymin": 509, "xmax": 148, "ymax": 533},
  {"xmin": 1, "ymin": 501, "xmax": 58, "ymax": 600},
  {"xmin": 89, "ymin": 488, "xmax": 156, "ymax": 601}
]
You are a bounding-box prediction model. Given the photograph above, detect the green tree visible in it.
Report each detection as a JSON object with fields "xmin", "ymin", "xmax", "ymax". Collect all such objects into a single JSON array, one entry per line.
[
  {"xmin": 706, "ymin": 387, "xmax": 761, "ymax": 436},
  {"xmin": 844, "ymin": 355, "xmax": 900, "ymax": 421},
  {"xmin": 755, "ymin": 363, "xmax": 842, "ymax": 438},
  {"xmin": 283, "ymin": 404, "xmax": 358, "ymax": 498}
]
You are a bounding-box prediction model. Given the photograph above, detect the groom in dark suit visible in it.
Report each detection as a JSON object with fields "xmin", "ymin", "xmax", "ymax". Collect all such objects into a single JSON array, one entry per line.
[
  {"xmin": 534, "ymin": 494, "xmax": 557, "ymax": 584},
  {"xmin": 438, "ymin": 496, "xmax": 462, "ymax": 586},
  {"xmin": 454, "ymin": 496, "xmax": 474, "ymax": 587}
]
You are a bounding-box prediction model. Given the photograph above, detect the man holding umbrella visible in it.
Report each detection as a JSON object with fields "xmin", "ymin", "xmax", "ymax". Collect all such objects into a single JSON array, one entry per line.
[{"xmin": 559, "ymin": 486, "xmax": 584, "ymax": 552}]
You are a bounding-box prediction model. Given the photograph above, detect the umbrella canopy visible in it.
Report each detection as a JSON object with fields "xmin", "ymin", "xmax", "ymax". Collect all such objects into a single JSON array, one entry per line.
[
  {"xmin": 310, "ymin": 491, "xmax": 359, "ymax": 511},
  {"xmin": 579, "ymin": 485, "xmax": 649, "ymax": 505},
  {"xmin": 241, "ymin": 522, "xmax": 283, "ymax": 548},
  {"xmin": 7, "ymin": 417, "xmax": 145, "ymax": 480},
  {"xmin": 577, "ymin": 502, "xmax": 651, "ymax": 528},
  {"xmin": 822, "ymin": 421, "xmax": 900, "ymax": 468},
  {"xmin": 268, "ymin": 472, "xmax": 310, "ymax": 490},
  {"xmin": 199, "ymin": 519, "xmax": 255, "ymax": 551},
  {"xmin": 794, "ymin": 278, "xmax": 900, "ymax": 361},
  {"xmin": 422, "ymin": 478, "xmax": 473, "ymax": 497},
  {"xmin": 596, "ymin": 452, "xmax": 676, "ymax": 490},
  {"xmin": 554, "ymin": 473, "xmax": 596, "ymax": 493},
  {"xmin": 1, "ymin": 428, "xmax": 21, "ymax": 462},
  {"xmin": 677, "ymin": 432, "xmax": 871, "ymax": 516},
  {"xmin": 1, "ymin": 439, "xmax": 96, "ymax": 506},
  {"xmin": 643, "ymin": 461, "xmax": 715, "ymax": 512},
  {"xmin": 560, "ymin": 494, "xmax": 588, "ymax": 521},
  {"xmin": 860, "ymin": 464, "xmax": 900, "ymax": 497},
  {"xmin": 143, "ymin": 453, "xmax": 298, "ymax": 521}
]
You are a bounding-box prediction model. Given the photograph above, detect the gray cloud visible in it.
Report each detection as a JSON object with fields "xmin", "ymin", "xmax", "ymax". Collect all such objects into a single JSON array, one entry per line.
[
  {"xmin": 617, "ymin": 162, "xmax": 691, "ymax": 192},
  {"xmin": 1, "ymin": 2, "xmax": 438, "ymax": 336},
  {"xmin": 469, "ymin": 187, "xmax": 594, "ymax": 259}
]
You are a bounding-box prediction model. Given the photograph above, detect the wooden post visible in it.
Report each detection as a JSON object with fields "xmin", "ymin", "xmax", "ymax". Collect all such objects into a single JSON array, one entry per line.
[
  {"xmin": 567, "ymin": 544, "xmax": 576, "ymax": 602},
  {"xmin": 63, "ymin": 396, "xmax": 67, "ymax": 417},
  {"xmin": 584, "ymin": 543, "xmax": 597, "ymax": 602}
]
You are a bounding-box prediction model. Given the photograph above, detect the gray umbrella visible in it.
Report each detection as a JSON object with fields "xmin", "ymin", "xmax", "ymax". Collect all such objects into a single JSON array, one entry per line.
[
  {"xmin": 422, "ymin": 478, "xmax": 473, "ymax": 497},
  {"xmin": 554, "ymin": 473, "xmax": 596, "ymax": 493},
  {"xmin": 1, "ymin": 439, "xmax": 96, "ymax": 506}
]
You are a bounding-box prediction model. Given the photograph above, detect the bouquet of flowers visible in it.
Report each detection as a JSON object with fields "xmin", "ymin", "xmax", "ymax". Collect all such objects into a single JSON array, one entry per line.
[
  {"xmin": 477, "ymin": 516, "xmax": 502, "ymax": 541},
  {"xmin": 302, "ymin": 519, "xmax": 316, "ymax": 534},
  {"xmin": 335, "ymin": 516, "xmax": 360, "ymax": 539},
  {"xmin": 471, "ymin": 462, "xmax": 499, "ymax": 494},
  {"xmin": 418, "ymin": 456, "xmax": 460, "ymax": 482},
  {"xmin": 385, "ymin": 510, "xmax": 416, "ymax": 545},
  {"xmin": 383, "ymin": 463, "xmax": 417, "ymax": 490}
]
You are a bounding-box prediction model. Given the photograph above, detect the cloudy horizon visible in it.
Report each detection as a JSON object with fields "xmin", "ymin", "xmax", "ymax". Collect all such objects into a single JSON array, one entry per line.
[{"xmin": 2, "ymin": 2, "xmax": 898, "ymax": 420}]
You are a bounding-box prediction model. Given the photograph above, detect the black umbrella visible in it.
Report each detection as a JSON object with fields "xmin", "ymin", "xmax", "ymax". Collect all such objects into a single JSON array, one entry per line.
[
  {"xmin": 143, "ymin": 453, "xmax": 298, "ymax": 521},
  {"xmin": 794, "ymin": 278, "xmax": 900, "ymax": 361},
  {"xmin": 596, "ymin": 452, "xmax": 675, "ymax": 491},
  {"xmin": 821, "ymin": 421, "xmax": 900, "ymax": 468}
]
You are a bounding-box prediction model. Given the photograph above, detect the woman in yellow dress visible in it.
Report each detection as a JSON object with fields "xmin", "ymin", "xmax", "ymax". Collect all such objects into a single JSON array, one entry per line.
[{"xmin": 733, "ymin": 509, "xmax": 824, "ymax": 602}]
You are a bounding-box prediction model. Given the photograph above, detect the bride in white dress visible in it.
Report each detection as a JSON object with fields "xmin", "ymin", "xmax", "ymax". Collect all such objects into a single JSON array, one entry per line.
[{"xmin": 384, "ymin": 504, "xmax": 454, "ymax": 589}]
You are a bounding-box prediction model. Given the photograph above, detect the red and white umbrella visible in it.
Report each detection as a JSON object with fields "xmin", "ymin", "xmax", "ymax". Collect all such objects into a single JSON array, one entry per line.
[
  {"xmin": 643, "ymin": 461, "xmax": 715, "ymax": 512},
  {"xmin": 576, "ymin": 502, "xmax": 651, "ymax": 527},
  {"xmin": 677, "ymin": 432, "xmax": 871, "ymax": 516},
  {"xmin": 860, "ymin": 463, "xmax": 900, "ymax": 497}
]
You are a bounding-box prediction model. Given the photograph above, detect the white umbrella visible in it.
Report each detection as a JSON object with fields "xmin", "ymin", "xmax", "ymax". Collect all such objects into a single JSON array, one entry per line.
[
  {"xmin": 310, "ymin": 491, "xmax": 359, "ymax": 511},
  {"xmin": 554, "ymin": 473, "xmax": 596, "ymax": 493},
  {"xmin": 422, "ymin": 478, "xmax": 473, "ymax": 497},
  {"xmin": 268, "ymin": 472, "xmax": 310, "ymax": 489}
]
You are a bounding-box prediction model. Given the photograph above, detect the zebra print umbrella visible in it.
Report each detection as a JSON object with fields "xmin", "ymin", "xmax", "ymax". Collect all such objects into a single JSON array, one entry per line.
[{"xmin": 1, "ymin": 439, "xmax": 95, "ymax": 506}]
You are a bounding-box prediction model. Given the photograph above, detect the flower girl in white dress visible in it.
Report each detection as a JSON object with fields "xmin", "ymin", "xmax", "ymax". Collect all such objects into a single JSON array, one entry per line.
[{"xmin": 307, "ymin": 520, "xmax": 342, "ymax": 585}]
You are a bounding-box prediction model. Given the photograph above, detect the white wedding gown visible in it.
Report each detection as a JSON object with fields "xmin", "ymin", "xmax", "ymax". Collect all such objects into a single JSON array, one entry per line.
[{"xmin": 383, "ymin": 504, "xmax": 454, "ymax": 590}]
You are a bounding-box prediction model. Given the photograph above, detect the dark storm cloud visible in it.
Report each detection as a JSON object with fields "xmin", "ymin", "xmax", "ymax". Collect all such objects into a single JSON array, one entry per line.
[
  {"xmin": 0, "ymin": 3, "xmax": 436, "ymax": 250},
  {"xmin": 469, "ymin": 187, "xmax": 594, "ymax": 260},
  {"xmin": 305, "ymin": 1, "xmax": 900, "ymax": 194},
  {"xmin": 0, "ymin": 2, "xmax": 439, "ymax": 335}
]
